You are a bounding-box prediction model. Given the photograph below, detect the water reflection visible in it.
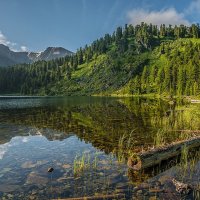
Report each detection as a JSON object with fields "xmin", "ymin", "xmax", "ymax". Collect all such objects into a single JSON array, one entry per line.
[
  {"xmin": 0, "ymin": 97, "xmax": 169, "ymax": 150},
  {"xmin": 0, "ymin": 97, "xmax": 199, "ymax": 199},
  {"xmin": 0, "ymin": 132, "xmax": 136, "ymax": 199}
]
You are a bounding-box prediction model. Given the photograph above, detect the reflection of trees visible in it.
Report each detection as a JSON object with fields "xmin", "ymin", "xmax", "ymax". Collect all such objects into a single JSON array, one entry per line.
[
  {"xmin": 1, "ymin": 97, "xmax": 200, "ymax": 191},
  {"xmin": 0, "ymin": 98, "xmax": 164, "ymax": 151},
  {"xmin": 0, "ymin": 97, "xmax": 194, "ymax": 154}
]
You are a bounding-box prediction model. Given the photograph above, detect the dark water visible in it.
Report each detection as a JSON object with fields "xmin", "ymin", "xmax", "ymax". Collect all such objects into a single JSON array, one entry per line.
[{"xmin": 0, "ymin": 97, "xmax": 199, "ymax": 199}]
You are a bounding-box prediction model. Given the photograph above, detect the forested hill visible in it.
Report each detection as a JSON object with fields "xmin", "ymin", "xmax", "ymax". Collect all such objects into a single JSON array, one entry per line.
[{"xmin": 0, "ymin": 23, "xmax": 200, "ymax": 96}]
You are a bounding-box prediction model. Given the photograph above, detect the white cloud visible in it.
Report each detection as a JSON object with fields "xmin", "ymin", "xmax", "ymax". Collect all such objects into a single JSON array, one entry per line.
[
  {"xmin": 127, "ymin": 8, "xmax": 190, "ymax": 26},
  {"xmin": 0, "ymin": 31, "xmax": 12, "ymax": 46},
  {"xmin": 0, "ymin": 31, "xmax": 28, "ymax": 52},
  {"xmin": 20, "ymin": 46, "xmax": 28, "ymax": 52}
]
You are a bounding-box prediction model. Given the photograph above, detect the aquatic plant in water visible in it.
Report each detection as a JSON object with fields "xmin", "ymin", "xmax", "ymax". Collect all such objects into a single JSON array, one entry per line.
[
  {"xmin": 73, "ymin": 152, "xmax": 99, "ymax": 176},
  {"xmin": 113, "ymin": 132, "xmax": 139, "ymax": 165}
]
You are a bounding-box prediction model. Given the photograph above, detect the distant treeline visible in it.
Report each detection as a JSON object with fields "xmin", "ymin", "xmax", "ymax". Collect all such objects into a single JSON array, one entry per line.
[{"xmin": 0, "ymin": 23, "xmax": 200, "ymax": 96}]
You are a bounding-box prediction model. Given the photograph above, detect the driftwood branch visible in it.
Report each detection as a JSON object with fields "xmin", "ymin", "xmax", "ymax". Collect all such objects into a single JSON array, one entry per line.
[
  {"xmin": 127, "ymin": 136, "xmax": 200, "ymax": 170},
  {"xmin": 52, "ymin": 193, "xmax": 125, "ymax": 200}
]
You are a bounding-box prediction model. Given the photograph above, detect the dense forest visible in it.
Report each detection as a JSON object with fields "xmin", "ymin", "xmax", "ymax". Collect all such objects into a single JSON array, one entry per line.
[{"xmin": 0, "ymin": 23, "xmax": 200, "ymax": 96}]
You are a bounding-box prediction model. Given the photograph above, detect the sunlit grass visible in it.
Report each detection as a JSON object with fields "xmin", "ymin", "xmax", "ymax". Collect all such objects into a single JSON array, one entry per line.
[
  {"xmin": 154, "ymin": 129, "xmax": 166, "ymax": 147},
  {"xmin": 113, "ymin": 132, "xmax": 139, "ymax": 165},
  {"xmin": 73, "ymin": 152, "xmax": 99, "ymax": 176}
]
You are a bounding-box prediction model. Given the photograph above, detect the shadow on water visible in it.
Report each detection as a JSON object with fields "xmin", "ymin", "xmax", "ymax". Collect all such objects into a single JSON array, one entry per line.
[{"xmin": 0, "ymin": 96, "xmax": 199, "ymax": 199}]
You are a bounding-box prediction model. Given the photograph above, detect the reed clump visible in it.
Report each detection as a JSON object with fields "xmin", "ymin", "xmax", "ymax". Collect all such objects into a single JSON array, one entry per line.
[{"xmin": 73, "ymin": 152, "xmax": 99, "ymax": 176}]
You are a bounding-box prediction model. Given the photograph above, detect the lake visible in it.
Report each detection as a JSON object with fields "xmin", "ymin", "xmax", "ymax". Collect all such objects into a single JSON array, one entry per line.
[{"xmin": 0, "ymin": 96, "xmax": 199, "ymax": 199}]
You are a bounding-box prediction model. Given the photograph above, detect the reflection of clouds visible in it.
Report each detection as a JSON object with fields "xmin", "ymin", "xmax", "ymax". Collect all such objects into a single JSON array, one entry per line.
[
  {"xmin": 0, "ymin": 143, "xmax": 11, "ymax": 160},
  {"xmin": 0, "ymin": 150, "xmax": 6, "ymax": 159},
  {"xmin": 0, "ymin": 136, "xmax": 32, "ymax": 159},
  {"xmin": 0, "ymin": 135, "xmax": 46, "ymax": 159},
  {"xmin": 22, "ymin": 137, "xmax": 29, "ymax": 143},
  {"xmin": 0, "ymin": 133, "xmax": 87, "ymax": 161},
  {"xmin": 11, "ymin": 136, "xmax": 39, "ymax": 144}
]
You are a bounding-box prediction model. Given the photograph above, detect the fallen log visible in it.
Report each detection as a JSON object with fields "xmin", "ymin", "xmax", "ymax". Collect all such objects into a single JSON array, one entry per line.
[
  {"xmin": 127, "ymin": 136, "xmax": 200, "ymax": 170},
  {"xmin": 52, "ymin": 193, "xmax": 125, "ymax": 200}
]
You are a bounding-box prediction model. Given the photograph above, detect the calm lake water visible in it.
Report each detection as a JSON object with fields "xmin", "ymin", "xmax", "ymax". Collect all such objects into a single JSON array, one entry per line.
[{"xmin": 0, "ymin": 96, "xmax": 199, "ymax": 199}]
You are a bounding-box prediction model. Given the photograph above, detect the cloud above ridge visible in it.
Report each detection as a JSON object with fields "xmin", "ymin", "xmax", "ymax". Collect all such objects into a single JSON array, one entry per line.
[
  {"xmin": 127, "ymin": 8, "xmax": 190, "ymax": 26},
  {"xmin": 20, "ymin": 46, "xmax": 28, "ymax": 52},
  {"xmin": 0, "ymin": 31, "xmax": 16, "ymax": 47},
  {"xmin": 0, "ymin": 31, "xmax": 28, "ymax": 52}
]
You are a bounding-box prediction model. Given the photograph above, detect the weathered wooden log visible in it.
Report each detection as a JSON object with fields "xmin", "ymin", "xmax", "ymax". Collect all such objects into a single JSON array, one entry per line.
[
  {"xmin": 52, "ymin": 193, "xmax": 125, "ymax": 200},
  {"xmin": 127, "ymin": 136, "xmax": 200, "ymax": 170}
]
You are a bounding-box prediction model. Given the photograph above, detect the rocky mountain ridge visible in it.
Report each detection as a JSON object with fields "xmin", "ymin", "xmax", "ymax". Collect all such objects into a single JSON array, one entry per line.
[{"xmin": 0, "ymin": 44, "xmax": 74, "ymax": 67}]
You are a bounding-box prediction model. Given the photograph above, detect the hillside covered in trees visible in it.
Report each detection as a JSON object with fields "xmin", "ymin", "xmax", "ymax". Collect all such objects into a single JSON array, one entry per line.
[{"xmin": 0, "ymin": 23, "xmax": 200, "ymax": 97}]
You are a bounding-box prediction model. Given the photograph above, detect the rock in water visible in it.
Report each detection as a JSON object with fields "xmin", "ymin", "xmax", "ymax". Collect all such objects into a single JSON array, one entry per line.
[
  {"xmin": 172, "ymin": 178, "xmax": 192, "ymax": 195},
  {"xmin": 48, "ymin": 167, "xmax": 54, "ymax": 173},
  {"xmin": 26, "ymin": 172, "xmax": 48, "ymax": 185}
]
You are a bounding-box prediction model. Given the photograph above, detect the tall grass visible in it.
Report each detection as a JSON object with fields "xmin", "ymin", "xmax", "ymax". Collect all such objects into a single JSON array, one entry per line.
[
  {"xmin": 180, "ymin": 144, "xmax": 189, "ymax": 176},
  {"xmin": 113, "ymin": 132, "xmax": 138, "ymax": 164},
  {"xmin": 154, "ymin": 129, "xmax": 166, "ymax": 147},
  {"xmin": 73, "ymin": 152, "xmax": 99, "ymax": 176}
]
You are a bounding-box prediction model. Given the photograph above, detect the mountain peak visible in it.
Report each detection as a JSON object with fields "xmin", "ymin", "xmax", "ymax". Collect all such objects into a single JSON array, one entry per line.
[
  {"xmin": 29, "ymin": 46, "xmax": 74, "ymax": 62},
  {"xmin": 0, "ymin": 44, "xmax": 74, "ymax": 67},
  {"xmin": 0, "ymin": 44, "xmax": 11, "ymax": 53}
]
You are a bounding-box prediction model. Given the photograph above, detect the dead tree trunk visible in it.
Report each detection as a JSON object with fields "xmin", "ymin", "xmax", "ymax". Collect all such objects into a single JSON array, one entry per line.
[{"xmin": 127, "ymin": 136, "xmax": 200, "ymax": 170}]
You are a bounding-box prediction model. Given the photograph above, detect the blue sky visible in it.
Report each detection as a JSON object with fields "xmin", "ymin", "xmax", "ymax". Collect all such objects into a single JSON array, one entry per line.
[{"xmin": 0, "ymin": 0, "xmax": 199, "ymax": 52}]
